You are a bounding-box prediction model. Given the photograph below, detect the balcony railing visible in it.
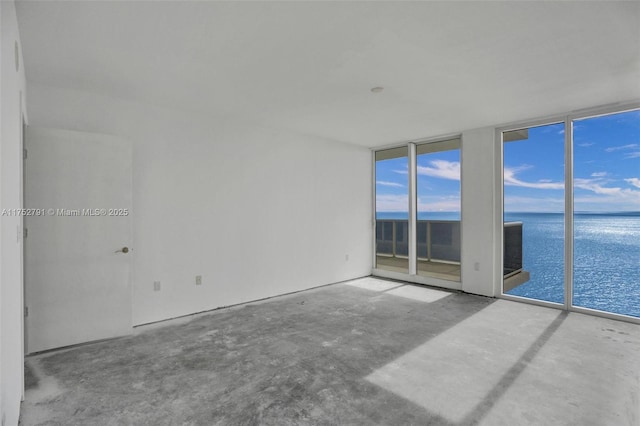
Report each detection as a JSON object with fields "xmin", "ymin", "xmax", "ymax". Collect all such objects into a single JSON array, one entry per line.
[
  {"xmin": 376, "ymin": 220, "xmax": 461, "ymax": 264},
  {"xmin": 375, "ymin": 220, "xmax": 525, "ymax": 278},
  {"xmin": 503, "ymin": 222, "xmax": 523, "ymax": 277}
]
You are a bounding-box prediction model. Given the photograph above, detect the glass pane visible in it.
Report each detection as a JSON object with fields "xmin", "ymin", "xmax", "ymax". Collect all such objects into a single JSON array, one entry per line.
[
  {"xmin": 573, "ymin": 109, "xmax": 640, "ymax": 318},
  {"xmin": 416, "ymin": 138, "xmax": 461, "ymax": 281},
  {"xmin": 503, "ymin": 123, "xmax": 565, "ymax": 304},
  {"xmin": 375, "ymin": 147, "xmax": 408, "ymax": 273}
]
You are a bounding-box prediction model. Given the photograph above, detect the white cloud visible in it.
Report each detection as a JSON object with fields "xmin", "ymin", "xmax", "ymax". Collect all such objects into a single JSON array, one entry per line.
[
  {"xmin": 574, "ymin": 176, "xmax": 640, "ymax": 210},
  {"xmin": 376, "ymin": 193, "xmax": 461, "ymax": 212},
  {"xmin": 503, "ymin": 165, "xmax": 564, "ymax": 190},
  {"xmin": 416, "ymin": 160, "xmax": 460, "ymax": 181},
  {"xmin": 504, "ymin": 165, "xmax": 640, "ymax": 203},
  {"xmin": 376, "ymin": 181, "xmax": 404, "ymax": 188},
  {"xmin": 417, "ymin": 198, "xmax": 461, "ymax": 212},
  {"xmin": 625, "ymin": 152, "xmax": 640, "ymax": 159},
  {"xmin": 574, "ymin": 178, "xmax": 621, "ymax": 195},
  {"xmin": 375, "ymin": 194, "xmax": 408, "ymax": 212},
  {"xmin": 574, "ymin": 178, "xmax": 640, "ymax": 202},
  {"xmin": 504, "ymin": 196, "xmax": 564, "ymax": 212},
  {"xmin": 574, "ymin": 194, "xmax": 640, "ymax": 211},
  {"xmin": 625, "ymin": 178, "xmax": 640, "ymax": 189},
  {"xmin": 605, "ymin": 143, "xmax": 638, "ymax": 152},
  {"xmin": 590, "ymin": 172, "xmax": 607, "ymax": 177},
  {"xmin": 578, "ymin": 142, "xmax": 594, "ymax": 147}
]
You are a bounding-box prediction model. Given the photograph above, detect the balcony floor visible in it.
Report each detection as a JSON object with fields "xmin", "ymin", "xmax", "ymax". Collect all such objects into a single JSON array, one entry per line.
[
  {"xmin": 21, "ymin": 278, "xmax": 640, "ymax": 426},
  {"xmin": 376, "ymin": 255, "xmax": 461, "ymax": 281}
]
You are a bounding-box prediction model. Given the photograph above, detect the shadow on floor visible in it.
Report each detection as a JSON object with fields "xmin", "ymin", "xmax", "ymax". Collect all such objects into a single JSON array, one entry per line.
[
  {"xmin": 459, "ymin": 311, "xmax": 568, "ymax": 426},
  {"xmin": 20, "ymin": 281, "xmax": 578, "ymax": 426}
]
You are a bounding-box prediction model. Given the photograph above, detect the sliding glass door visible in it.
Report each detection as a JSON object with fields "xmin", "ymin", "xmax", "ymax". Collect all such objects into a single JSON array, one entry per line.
[
  {"xmin": 374, "ymin": 138, "xmax": 462, "ymax": 285},
  {"xmin": 502, "ymin": 107, "xmax": 639, "ymax": 321},
  {"xmin": 416, "ymin": 138, "xmax": 461, "ymax": 281},
  {"xmin": 375, "ymin": 147, "xmax": 409, "ymax": 274}
]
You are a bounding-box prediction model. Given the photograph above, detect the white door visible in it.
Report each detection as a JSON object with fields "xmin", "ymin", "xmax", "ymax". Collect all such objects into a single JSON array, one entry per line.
[{"xmin": 24, "ymin": 127, "xmax": 132, "ymax": 353}]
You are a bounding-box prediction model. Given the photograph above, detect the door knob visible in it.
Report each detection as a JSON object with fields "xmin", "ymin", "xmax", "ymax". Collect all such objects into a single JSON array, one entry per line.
[{"xmin": 116, "ymin": 247, "xmax": 129, "ymax": 254}]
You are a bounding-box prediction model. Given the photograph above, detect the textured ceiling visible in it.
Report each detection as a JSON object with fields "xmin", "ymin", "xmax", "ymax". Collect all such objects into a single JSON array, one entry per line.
[{"xmin": 16, "ymin": 1, "xmax": 640, "ymax": 147}]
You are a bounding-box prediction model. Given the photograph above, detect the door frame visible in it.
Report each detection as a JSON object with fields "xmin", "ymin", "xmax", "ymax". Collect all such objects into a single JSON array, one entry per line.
[
  {"xmin": 20, "ymin": 91, "xmax": 28, "ymax": 399},
  {"xmin": 23, "ymin": 126, "xmax": 134, "ymax": 353},
  {"xmin": 371, "ymin": 133, "xmax": 464, "ymax": 291}
]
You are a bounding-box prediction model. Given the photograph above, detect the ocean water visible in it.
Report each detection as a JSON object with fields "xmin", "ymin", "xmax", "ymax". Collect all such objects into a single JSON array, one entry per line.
[
  {"xmin": 376, "ymin": 211, "xmax": 640, "ymax": 318},
  {"xmin": 506, "ymin": 212, "xmax": 640, "ymax": 318}
]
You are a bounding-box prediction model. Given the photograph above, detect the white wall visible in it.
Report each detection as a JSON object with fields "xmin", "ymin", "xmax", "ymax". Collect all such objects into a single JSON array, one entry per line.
[
  {"xmin": 460, "ymin": 128, "xmax": 498, "ymax": 297},
  {"xmin": 26, "ymin": 84, "xmax": 372, "ymax": 326},
  {"xmin": 0, "ymin": 1, "xmax": 27, "ymax": 425}
]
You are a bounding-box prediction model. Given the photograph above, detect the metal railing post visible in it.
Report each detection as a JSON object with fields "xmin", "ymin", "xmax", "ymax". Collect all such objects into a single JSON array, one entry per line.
[
  {"xmin": 392, "ymin": 220, "xmax": 397, "ymax": 257},
  {"xmin": 427, "ymin": 221, "xmax": 432, "ymax": 262}
]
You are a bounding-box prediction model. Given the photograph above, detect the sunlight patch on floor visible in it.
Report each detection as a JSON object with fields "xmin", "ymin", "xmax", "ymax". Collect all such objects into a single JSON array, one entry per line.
[
  {"xmin": 479, "ymin": 313, "xmax": 640, "ymax": 426},
  {"xmin": 365, "ymin": 300, "xmax": 561, "ymax": 423},
  {"xmin": 385, "ymin": 285, "xmax": 450, "ymax": 303},
  {"xmin": 344, "ymin": 277, "xmax": 400, "ymax": 292},
  {"xmin": 345, "ymin": 278, "xmax": 450, "ymax": 303}
]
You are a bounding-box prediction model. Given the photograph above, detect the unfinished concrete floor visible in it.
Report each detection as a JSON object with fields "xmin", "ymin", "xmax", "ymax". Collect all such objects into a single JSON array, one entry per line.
[{"xmin": 20, "ymin": 277, "xmax": 640, "ymax": 426}]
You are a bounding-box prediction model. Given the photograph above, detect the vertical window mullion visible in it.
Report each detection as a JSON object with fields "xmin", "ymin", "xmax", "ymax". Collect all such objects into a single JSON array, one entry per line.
[
  {"xmin": 408, "ymin": 142, "xmax": 417, "ymax": 275},
  {"xmin": 372, "ymin": 151, "xmax": 377, "ymax": 271},
  {"xmin": 565, "ymin": 117, "xmax": 573, "ymax": 311}
]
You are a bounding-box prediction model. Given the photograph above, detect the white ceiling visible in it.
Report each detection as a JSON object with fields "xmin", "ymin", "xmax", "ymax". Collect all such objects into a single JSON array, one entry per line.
[{"xmin": 16, "ymin": 1, "xmax": 640, "ymax": 148}]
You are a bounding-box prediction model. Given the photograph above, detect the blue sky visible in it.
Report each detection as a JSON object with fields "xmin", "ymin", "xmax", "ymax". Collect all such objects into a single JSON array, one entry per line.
[
  {"xmin": 505, "ymin": 109, "xmax": 640, "ymax": 212},
  {"xmin": 573, "ymin": 110, "xmax": 640, "ymax": 212},
  {"xmin": 376, "ymin": 109, "xmax": 640, "ymax": 214},
  {"xmin": 376, "ymin": 148, "xmax": 461, "ymax": 213}
]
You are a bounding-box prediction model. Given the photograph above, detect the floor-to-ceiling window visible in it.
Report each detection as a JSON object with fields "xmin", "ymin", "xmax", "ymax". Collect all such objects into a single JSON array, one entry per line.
[
  {"xmin": 375, "ymin": 147, "xmax": 409, "ymax": 274},
  {"xmin": 502, "ymin": 123, "xmax": 566, "ymax": 305},
  {"xmin": 572, "ymin": 110, "xmax": 640, "ymax": 318},
  {"xmin": 416, "ymin": 138, "xmax": 461, "ymax": 281},
  {"xmin": 374, "ymin": 138, "xmax": 462, "ymax": 286},
  {"xmin": 502, "ymin": 107, "xmax": 639, "ymax": 321}
]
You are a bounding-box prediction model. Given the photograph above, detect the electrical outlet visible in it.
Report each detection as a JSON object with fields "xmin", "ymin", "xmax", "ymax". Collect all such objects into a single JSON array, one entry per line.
[
  {"xmin": 195, "ymin": 275, "xmax": 202, "ymax": 286},
  {"xmin": 153, "ymin": 281, "xmax": 161, "ymax": 291}
]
